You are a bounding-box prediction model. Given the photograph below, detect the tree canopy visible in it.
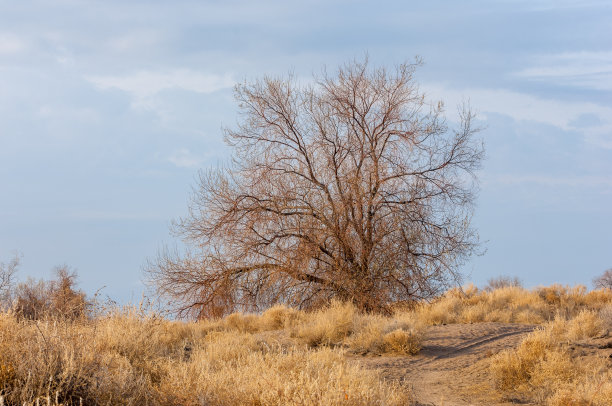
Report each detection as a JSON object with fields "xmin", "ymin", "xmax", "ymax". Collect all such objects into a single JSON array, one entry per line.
[{"xmin": 147, "ymin": 59, "xmax": 484, "ymax": 318}]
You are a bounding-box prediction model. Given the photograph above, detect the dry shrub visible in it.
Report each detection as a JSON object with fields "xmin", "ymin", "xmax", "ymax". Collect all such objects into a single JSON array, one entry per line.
[
  {"xmin": 345, "ymin": 315, "xmax": 386, "ymax": 354},
  {"xmin": 200, "ymin": 305, "xmax": 306, "ymax": 335},
  {"xmin": 598, "ymin": 304, "xmax": 612, "ymax": 330},
  {"xmin": 159, "ymin": 343, "xmax": 411, "ymax": 406},
  {"xmin": 547, "ymin": 371, "xmax": 612, "ymax": 406},
  {"xmin": 12, "ymin": 267, "xmax": 90, "ymax": 321},
  {"xmin": 485, "ymin": 275, "xmax": 522, "ymax": 291},
  {"xmin": 344, "ymin": 310, "xmax": 424, "ymax": 355},
  {"xmin": 416, "ymin": 283, "xmax": 612, "ymax": 326},
  {"xmin": 0, "ymin": 304, "xmax": 411, "ymax": 405},
  {"xmin": 416, "ymin": 294, "xmax": 462, "ymax": 325},
  {"xmin": 221, "ymin": 312, "xmax": 261, "ymax": 333},
  {"xmin": 0, "ymin": 309, "xmax": 180, "ymax": 404},
  {"xmin": 380, "ymin": 312, "xmax": 424, "ymax": 355},
  {"xmin": 382, "ymin": 329, "xmax": 422, "ymax": 355},
  {"xmin": 260, "ymin": 304, "xmax": 304, "ymax": 330},
  {"xmin": 529, "ymin": 350, "xmax": 577, "ymax": 390},
  {"xmin": 584, "ymin": 288, "xmax": 612, "ymax": 307},
  {"xmin": 565, "ymin": 310, "xmax": 603, "ymax": 340},
  {"xmin": 490, "ymin": 328, "xmax": 555, "ymax": 391},
  {"xmin": 490, "ymin": 310, "xmax": 609, "ymax": 405},
  {"xmin": 535, "ymin": 284, "xmax": 610, "ymax": 318},
  {"xmin": 295, "ymin": 300, "xmax": 357, "ymax": 347},
  {"xmin": 0, "ymin": 253, "xmax": 19, "ymax": 308},
  {"xmin": 593, "ymin": 268, "xmax": 612, "ymax": 290},
  {"xmin": 292, "ymin": 301, "xmax": 425, "ymax": 355}
]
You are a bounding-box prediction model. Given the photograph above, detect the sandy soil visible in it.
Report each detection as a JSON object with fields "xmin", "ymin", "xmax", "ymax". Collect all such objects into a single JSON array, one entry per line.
[
  {"xmin": 353, "ymin": 323, "xmax": 539, "ymax": 406},
  {"xmin": 260, "ymin": 321, "xmax": 612, "ymax": 405}
]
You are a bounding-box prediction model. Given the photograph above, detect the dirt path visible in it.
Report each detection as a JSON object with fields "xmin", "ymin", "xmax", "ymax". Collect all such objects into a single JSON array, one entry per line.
[{"xmin": 354, "ymin": 323, "xmax": 538, "ymax": 406}]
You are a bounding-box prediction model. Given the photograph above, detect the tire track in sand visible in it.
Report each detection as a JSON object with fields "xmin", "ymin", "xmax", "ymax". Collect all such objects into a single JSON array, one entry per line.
[{"xmin": 354, "ymin": 322, "xmax": 537, "ymax": 406}]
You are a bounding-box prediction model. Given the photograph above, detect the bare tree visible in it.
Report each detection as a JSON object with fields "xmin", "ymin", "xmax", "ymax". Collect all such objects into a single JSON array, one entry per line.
[
  {"xmin": 485, "ymin": 275, "xmax": 523, "ymax": 292},
  {"xmin": 0, "ymin": 252, "xmax": 20, "ymax": 306},
  {"xmin": 593, "ymin": 269, "xmax": 612, "ymax": 290},
  {"xmin": 147, "ymin": 59, "xmax": 484, "ymax": 317}
]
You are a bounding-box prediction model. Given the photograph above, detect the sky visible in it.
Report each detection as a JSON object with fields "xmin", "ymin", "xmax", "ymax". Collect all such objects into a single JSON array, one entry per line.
[{"xmin": 1, "ymin": 0, "xmax": 611, "ymax": 303}]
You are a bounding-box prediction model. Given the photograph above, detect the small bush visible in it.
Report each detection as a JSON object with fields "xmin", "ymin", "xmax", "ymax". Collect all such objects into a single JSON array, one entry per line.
[
  {"xmin": 13, "ymin": 266, "xmax": 90, "ymax": 321},
  {"xmin": 382, "ymin": 329, "xmax": 422, "ymax": 355},
  {"xmin": 260, "ymin": 304, "xmax": 304, "ymax": 330},
  {"xmin": 0, "ymin": 253, "xmax": 19, "ymax": 308},
  {"xmin": 222, "ymin": 312, "xmax": 261, "ymax": 333},
  {"xmin": 295, "ymin": 300, "xmax": 357, "ymax": 347},
  {"xmin": 346, "ymin": 318, "xmax": 385, "ymax": 354},
  {"xmin": 547, "ymin": 373, "xmax": 612, "ymax": 406},
  {"xmin": 566, "ymin": 310, "xmax": 603, "ymax": 340},
  {"xmin": 485, "ymin": 275, "xmax": 522, "ymax": 291},
  {"xmin": 593, "ymin": 268, "xmax": 612, "ymax": 290},
  {"xmin": 490, "ymin": 328, "xmax": 554, "ymax": 391},
  {"xmin": 491, "ymin": 310, "xmax": 610, "ymax": 405},
  {"xmin": 599, "ymin": 304, "xmax": 612, "ymax": 330}
]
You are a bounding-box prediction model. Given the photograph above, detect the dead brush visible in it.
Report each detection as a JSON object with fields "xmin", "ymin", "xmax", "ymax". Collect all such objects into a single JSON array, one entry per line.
[
  {"xmin": 294, "ymin": 300, "xmax": 357, "ymax": 347},
  {"xmin": 2, "ymin": 283, "xmax": 609, "ymax": 405},
  {"xmin": 293, "ymin": 301, "xmax": 425, "ymax": 355},
  {"xmin": 260, "ymin": 304, "xmax": 304, "ymax": 330},
  {"xmin": 0, "ymin": 304, "xmax": 412, "ymax": 405},
  {"xmin": 598, "ymin": 303, "xmax": 612, "ymax": 332},
  {"xmin": 415, "ymin": 284, "xmax": 612, "ymax": 326},
  {"xmin": 382, "ymin": 329, "xmax": 422, "ymax": 355},
  {"xmin": 490, "ymin": 309, "xmax": 609, "ymax": 405}
]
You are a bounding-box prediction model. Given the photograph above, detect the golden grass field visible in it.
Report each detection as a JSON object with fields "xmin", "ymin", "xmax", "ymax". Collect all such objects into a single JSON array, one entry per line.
[{"xmin": 0, "ymin": 284, "xmax": 611, "ymax": 405}]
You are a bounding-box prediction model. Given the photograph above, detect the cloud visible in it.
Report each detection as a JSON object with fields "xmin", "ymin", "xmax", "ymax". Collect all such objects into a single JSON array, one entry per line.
[
  {"xmin": 422, "ymin": 83, "xmax": 612, "ymax": 149},
  {"xmin": 69, "ymin": 209, "xmax": 162, "ymax": 221},
  {"xmin": 0, "ymin": 34, "xmax": 26, "ymax": 54},
  {"xmin": 167, "ymin": 148, "xmax": 202, "ymax": 168},
  {"xmin": 499, "ymin": 0, "xmax": 612, "ymax": 11},
  {"xmin": 106, "ymin": 31, "xmax": 162, "ymax": 53},
  {"xmin": 515, "ymin": 51, "xmax": 612, "ymax": 91},
  {"xmin": 569, "ymin": 113, "xmax": 604, "ymax": 128},
  {"xmin": 36, "ymin": 104, "xmax": 99, "ymax": 122},
  {"xmin": 87, "ymin": 69, "xmax": 235, "ymax": 100},
  {"xmin": 491, "ymin": 174, "xmax": 612, "ymax": 188}
]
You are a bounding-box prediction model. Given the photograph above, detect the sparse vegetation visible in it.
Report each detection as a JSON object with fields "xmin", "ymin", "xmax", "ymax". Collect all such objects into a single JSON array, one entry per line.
[
  {"xmin": 593, "ymin": 268, "xmax": 612, "ymax": 290},
  {"xmin": 0, "ymin": 253, "xmax": 20, "ymax": 307},
  {"xmin": 484, "ymin": 275, "xmax": 522, "ymax": 291},
  {"xmin": 0, "ymin": 281, "xmax": 610, "ymax": 405},
  {"xmin": 0, "ymin": 301, "xmax": 415, "ymax": 405},
  {"xmin": 490, "ymin": 310, "xmax": 611, "ymax": 405},
  {"xmin": 415, "ymin": 283, "xmax": 611, "ymax": 325},
  {"xmin": 12, "ymin": 266, "xmax": 90, "ymax": 321}
]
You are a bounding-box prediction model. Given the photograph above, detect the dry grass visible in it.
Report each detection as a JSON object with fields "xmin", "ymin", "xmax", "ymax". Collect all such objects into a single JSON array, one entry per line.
[
  {"xmin": 0, "ymin": 302, "xmax": 414, "ymax": 405},
  {"xmin": 414, "ymin": 284, "xmax": 611, "ymax": 405},
  {"xmin": 416, "ymin": 284, "xmax": 612, "ymax": 325},
  {"xmin": 293, "ymin": 301, "xmax": 424, "ymax": 355},
  {"xmin": 490, "ymin": 309, "xmax": 611, "ymax": 405},
  {"xmin": 1, "ymin": 284, "xmax": 610, "ymax": 405}
]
